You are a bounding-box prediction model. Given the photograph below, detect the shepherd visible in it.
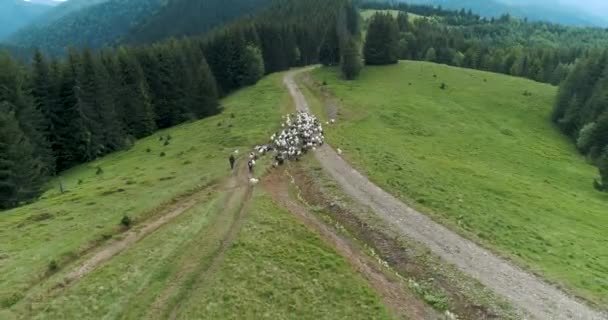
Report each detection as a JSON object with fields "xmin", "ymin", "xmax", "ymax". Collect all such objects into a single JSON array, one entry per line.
[{"xmin": 229, "ymin": 154, "xmax": 236, "ymax": 170}]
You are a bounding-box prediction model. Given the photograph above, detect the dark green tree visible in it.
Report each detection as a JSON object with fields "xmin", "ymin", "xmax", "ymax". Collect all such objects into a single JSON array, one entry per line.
[
  {"xmin": 341, "ymin": 38, "xmax": 362, "ymax": 80},
  {"xmin": 116, "ymin": 48, "xmax": 156, "ymax": 138},
  {"xmin": 0, "ymin": 109, "xmax": 45, "ymax": 209},
  {"xmin": 364, "ymin": 13, "xmax": 399, "ymax": 65}
]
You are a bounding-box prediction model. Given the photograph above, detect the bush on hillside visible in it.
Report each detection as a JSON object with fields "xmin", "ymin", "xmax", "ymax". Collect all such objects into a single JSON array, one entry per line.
[
  {"xmin": 48, "ymin": 260, "xmax": 58, "ymax": 273},
  {"xmin": 121, "ymin": 215, "xmax": 132, "ymax": 228}
]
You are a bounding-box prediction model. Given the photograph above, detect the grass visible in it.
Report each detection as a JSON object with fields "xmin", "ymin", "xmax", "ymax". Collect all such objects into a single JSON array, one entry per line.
[
  {"xmin": 174, "ymin": 191, "xmax": 392, "ymax": 320},
  {"xmin": 1, "ymin": 71, "xmax": 394, "ymax": 319},
  {"xmin": 309, "ymin": 61, "xmax": 608, "ymax": 306},
  {"xmin": 0, "ymin": 73, "xmax": 288, "ymax": 310}
]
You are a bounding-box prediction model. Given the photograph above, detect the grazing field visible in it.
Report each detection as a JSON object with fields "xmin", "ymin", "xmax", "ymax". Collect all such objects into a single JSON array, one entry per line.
[
  {"xmin": 1, "ymin": 72, "xmax": 393, "ymax": 319},
  {"xmin": 0, "ymin": 73, "xmax": 287, "ymax": 311},
  {"xmin": 175, "ymin": 192, "xmax": 392, "ymax": 320},
  {"xmin": 308, "ymin": 62, "xmax": 608, "ymax": 306}
]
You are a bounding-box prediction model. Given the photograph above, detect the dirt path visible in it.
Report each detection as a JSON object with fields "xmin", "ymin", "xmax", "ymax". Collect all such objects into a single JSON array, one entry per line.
[
  {"xmin": 284, "ymin": 69, "xmax": 607, "ymax": 320},
  {"xmin": 60, "ymin": 162, "xmax": 245, "ymax": 290},
  {"xmin": 263, "ymin": 168, "xmax": 438, "ymax": 320},
  {"xmin": 146, "ymin": 165, "xmax": 251, "ymax": 319},
  {"xmin": 166, "ymin": 163, "xmax": 254, "ymax": 320}
]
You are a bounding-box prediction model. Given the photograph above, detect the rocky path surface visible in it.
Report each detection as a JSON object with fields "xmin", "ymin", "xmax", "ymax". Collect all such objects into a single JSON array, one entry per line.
[{"xmin": 284, "ymin": 69, "xmax": 607, "ymax": 320}]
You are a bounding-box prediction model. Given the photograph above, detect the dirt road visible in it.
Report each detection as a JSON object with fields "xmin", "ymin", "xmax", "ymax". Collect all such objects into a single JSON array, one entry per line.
[
  {"xmin": 284, "ymin": 69, "xmax": 607, "ymax": 320},
  {"xmin": 263, "ymin": 168, "xmax": 438, "ymax": 320}
]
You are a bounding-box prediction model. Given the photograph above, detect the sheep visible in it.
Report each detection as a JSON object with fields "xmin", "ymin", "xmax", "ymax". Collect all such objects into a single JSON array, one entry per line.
[
  {"xmin": 337, "ymin": 148, "xmax": 343, "ymax": 155},
  {"xmin": 249, "ymin": 178, "xmax": 260, "ymax": 185}
]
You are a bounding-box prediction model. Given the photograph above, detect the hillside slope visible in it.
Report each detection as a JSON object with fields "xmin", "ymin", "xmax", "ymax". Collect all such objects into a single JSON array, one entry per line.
[
  {"xmin": 0, "ymin": 0, "xmax": 52, "ymax": 40},
  {"xmin": 307, "ymin": 62, "xmax": 608, "ymax": 307},
  {"xmin": 401, "ymin": 0, "xmax": 608, "ymax": 27},
  {"xmin": 0, "ymin": 73, "xmax": 394, "ymax": 319},
  {"xmin": 125, "ymin": 0, "xmax": 273, "ymax": 44},
  {"xmin": 6, "ymin": 0, "xmax": 163, "ymax": 55}
]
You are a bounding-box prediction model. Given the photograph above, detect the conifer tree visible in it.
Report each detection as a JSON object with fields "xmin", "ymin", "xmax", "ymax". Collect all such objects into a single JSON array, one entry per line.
[
  {"xmin": 0, "ymin": 109, "xmax": 45, "ymax": 209},
  {"xmin": 364, "ymin": 13, "xmax": 399, "ymax": 65},
  {"xmin": 116, "ymin": 48, "xmax": 156, "ymax": 138},
  {"xmin": 341, "ymin": 38, "xmax": 362, "ymax": 80}
]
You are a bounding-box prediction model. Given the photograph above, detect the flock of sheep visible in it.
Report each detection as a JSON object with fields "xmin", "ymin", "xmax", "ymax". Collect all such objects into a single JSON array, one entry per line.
[{"xmin": 247, "ymin": 111, "xmax": 333, "ymax": 185}]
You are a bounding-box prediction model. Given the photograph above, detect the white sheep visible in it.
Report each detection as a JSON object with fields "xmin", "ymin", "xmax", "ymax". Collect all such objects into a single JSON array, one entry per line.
[
  {"xmin": 249, "ymin": 178, "xmax": 260, "ymax": 185},
  {"xmin": 337, "ymin": 148, "xmax": 342, "ymax": 155}
]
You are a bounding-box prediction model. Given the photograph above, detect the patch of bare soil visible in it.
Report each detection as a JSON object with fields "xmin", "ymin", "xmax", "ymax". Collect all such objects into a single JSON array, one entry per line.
[{"xmin": 263, "ymin": 167, "xmax": 438, "ymax": 320}]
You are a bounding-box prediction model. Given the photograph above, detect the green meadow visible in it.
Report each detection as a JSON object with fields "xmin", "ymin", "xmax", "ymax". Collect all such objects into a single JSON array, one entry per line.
[
  {"xmin": 308, "ymin": 61, "xmax": 608, "ymax": 306},
  {"xmin": 1, "ymin": 72, "xmax": 393, "ymax": 319}
]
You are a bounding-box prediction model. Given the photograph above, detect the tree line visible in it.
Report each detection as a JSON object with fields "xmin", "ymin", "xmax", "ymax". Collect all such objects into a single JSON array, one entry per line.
[
  {"xmin": 0, "ymin": 0, "xmax": 360, "ymax": 209},
  {"xmin": 360, "ymin": 4, "xmax": 606, "ymax": 85},
  {"xmin": 553, "ymin": 51, "xmax": 608, "ymax": 189}
]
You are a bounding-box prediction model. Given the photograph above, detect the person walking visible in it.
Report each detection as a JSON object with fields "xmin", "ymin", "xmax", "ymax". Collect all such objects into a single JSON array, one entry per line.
[{"xmin": 229, "ymin": 154, "xmax": 236, "ymax": 170}]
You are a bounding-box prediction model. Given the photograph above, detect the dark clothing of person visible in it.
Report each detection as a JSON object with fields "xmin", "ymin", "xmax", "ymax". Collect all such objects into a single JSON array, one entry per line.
[{"xmin": 229, "ymin": 155, "xmax": 235, "ymax": 170}]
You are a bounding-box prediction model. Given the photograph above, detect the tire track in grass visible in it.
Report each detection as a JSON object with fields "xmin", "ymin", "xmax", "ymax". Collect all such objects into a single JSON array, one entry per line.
[
  {"xmin": 167, "ymin": 163, "xmax": 254, "ymax": 320},
  {"xmin": 285, "ymin": 68, "xmax": 607, "ymax": 320}
]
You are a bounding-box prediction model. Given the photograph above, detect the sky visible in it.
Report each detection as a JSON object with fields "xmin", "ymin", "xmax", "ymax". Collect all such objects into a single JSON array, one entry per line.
[{"xmin": 499, "ymin": 0, "xmax": 608, "ymax": 17}]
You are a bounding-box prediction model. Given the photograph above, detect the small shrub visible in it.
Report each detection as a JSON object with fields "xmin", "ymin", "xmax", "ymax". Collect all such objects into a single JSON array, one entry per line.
[
  {"xmin": 159, "ymin": 136, "xmax": 164, "ymax": 141},
  {"xmin": 217, "ymin": 122, "xmax": 222, "ymax": 127},
  {"xmin": 48, "ymin": 260, "xmax": 59, "ymax": 273},
  {"xmin": 408, "ymin": 82, "xmax": 412, "ymax": 86},
  {"xmin": 483, "ymin": 78, "xmax": 487, "ymax": 82},
  {"xmin": 440, "ymin": 83, "xmax": 447, "ymax": 90},
  {"xmin": 183, "ymin": 160, "xmax": 192, "ymax": 165},
  {"xmin": 228, "ymin": 124, "xmax": 233, "ymax": 128},
  {"xmin": 164, "ymin": 140, "xmax": 170, "ymax": 146},
  {"xmin": 78, "ymin": 179, "xmax": 83, "ymax": 185},
  {"xmin": 166, "ymin": 134, "xmax": 172, "ymax": 141},
  {"xmin": 322, "ymin": 80, "xmax": 328, "ymax": 86},
  {"xmin": 96, "ymin": 167, "xmax": 103, "ymax": 175},
  {"xmin": 146, "ymin": 147, "xmax": 151, "ymax": 153},
  {"xmin": 160, "ymin": 152, "xmax": 166, "ymax": 157},
  {"xmin": 230, "ymin": 113, "xmax": 235, "ymax": 119},
  {"xmin": 125, "ymin": 180, "xmax": 136, "ymax": 185},
  {"xmin": 121, "ymin": 215, "xmax": 132, "ymax": 228},
  {"xmin": 433, "ymin": 74, "xmax": 437, "ymax": 78}
]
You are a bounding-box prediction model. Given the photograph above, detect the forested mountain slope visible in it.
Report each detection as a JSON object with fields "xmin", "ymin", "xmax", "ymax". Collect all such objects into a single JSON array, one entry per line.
[
  {"xmin": 0, "ymin": 0, "xmax": 53, "ymax": 40},
  {"xmin": 125, "ymin": 0, "xmax": 274, "ymax": 44},
  {"xmin": 399, "ymin": 0, "xmax": 608, "ymax": 27},
  {"xmin": 6, "ymin": 0, "xmax": 164, "ymax": 55}
]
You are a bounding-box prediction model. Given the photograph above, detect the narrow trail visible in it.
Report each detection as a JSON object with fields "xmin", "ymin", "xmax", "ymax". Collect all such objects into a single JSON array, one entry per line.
[
  {"xmin": 284, "ymin": 69, "xmax": 607, "ymax": 320},
  {"xmin": 263, "ymin": 168, "xmax": 438, "ymax": 320},
  {"xmin": 167, "ymin": 163, "xmax": 254, "ymax": 320},
  {"xmin": 50, "ymin": 162, "xmax": 245, "ymax": 296}
]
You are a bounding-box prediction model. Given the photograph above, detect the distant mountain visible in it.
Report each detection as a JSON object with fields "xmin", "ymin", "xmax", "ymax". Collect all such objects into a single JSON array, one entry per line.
[
  {"xmin": 27, "ymin": 0, "xmax": 62, "ymax": 5},
  {"xmin": 6, "ymin": 0, "xmax": 164, "ymax": 55},
  {"xmin": 400, "ymin": 0, "xmax": 608, "ymax": 27},
  {"xmin": 125, "ymin": 0, "xmax": 274, "ymax": 44},
  {"xmin": 0, "ymin": 0, "xmax": 53, "ymax": 40}
]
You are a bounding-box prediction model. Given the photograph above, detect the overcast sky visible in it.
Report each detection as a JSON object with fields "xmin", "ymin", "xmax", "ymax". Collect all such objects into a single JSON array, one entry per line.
[{"xmin": 499, "ymin": 0, "xmax": 608, "ymax": 17}]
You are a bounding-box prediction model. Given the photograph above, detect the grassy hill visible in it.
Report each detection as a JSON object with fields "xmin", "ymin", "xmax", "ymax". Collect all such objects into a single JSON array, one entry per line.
[
  {"xmin": 306, "ymin": 61, "xmax": 608, "ymax": 306},
  {"xmin": 0, "ymin": 73, "xmax": 391, "ymax": 318}
]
